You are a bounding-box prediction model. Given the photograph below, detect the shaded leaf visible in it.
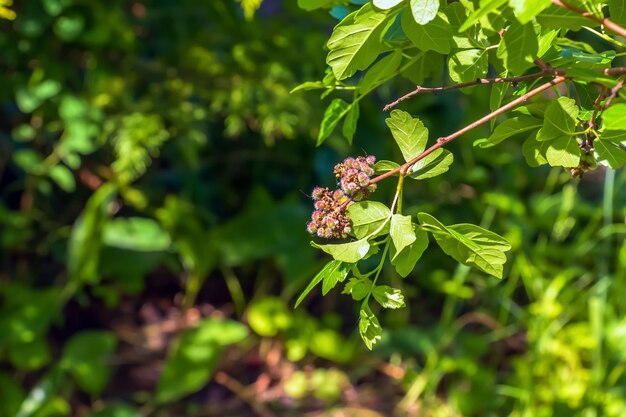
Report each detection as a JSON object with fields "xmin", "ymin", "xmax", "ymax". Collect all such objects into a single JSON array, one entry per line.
[
  {"xmin": 402, "ymin": 11, "xmax": 452, "ymax": 54},
  {"xmin": 449, "ymin": 49, "xmax": 489, "ymax": 83},
  {"xmin": 391, "ymin": 228, "xmax": 429, "ymax": 277},
  {"xmin": 296, "ymin": 260, "xmax": 346, "ymax": 307},
  {"xmin": 343, "ymin": 277, "xmax": 372, "ymax": 300},
  {"xmin": 342, "ymin": 103, "xmax": 360, "ymax": 144},
  {"xmin": 361, "ymin": 50, "xmax": 403, "ymax": 92},
  {"xmin": 318, "ymin": 98, "xmax": 350, "ymax": 145},
  {"xmin": 62, "ymin": 331, "xmax": 117, "ymax": 395},
  {"xmin": 409, "ymin": 149, "xmax": 453, "ymax": 179},
  {"xmin": 390, "ymin": 214, "xmax": 416, "ymax": 256},
  {"xmin": 595, "ymin": 139, "xmax": 626, "ymax": 168},
  {"xmin": 497, "ymin": 21, "xmax": 538, "ymax": 75},
  {"xmin": 478, "ymin": 116, "xmax": 542, "ymax": 148},
  {"xmin": 385, "ymin": 110, "xmax": 429, "ymax": 161}
]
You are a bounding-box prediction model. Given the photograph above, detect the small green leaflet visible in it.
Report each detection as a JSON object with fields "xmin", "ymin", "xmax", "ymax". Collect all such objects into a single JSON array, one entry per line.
[
  {"xmin": 509, "ymin": 0, "xmax": 552, "ymax": 24},
  {"xmin": 390, "ymin": 228, "xmax": 429, "ymax": 277},
  {"xmin": 390, "ymin": 214, "xmax": 416, "ymax": 257},
  {"xmin": 537, "ymin": 97, "xmax": 579, "ymax": 142},
  {"xmin": 312, "ymin": 239, "xmax": 370, "ymax": 263},
  {"xmin": 374, "ymin": 160, "xmax": 400, "ymax": 174},
  {"xmin": 497, "ymin": 21, "xmax": 538, "ymax": 75},
  {"xmin": 449, "ymin": 49, "xmax": 489, "ymax": 83},
  {"xmin": 385, "ymin": 110, "xmax": 429, "ymax": 161},
  {"xmin": 359, "ymin": 305, "xmax": 382, "ymax": 349},
  {"xmin": 545, "ymin": 136, "xmax": 581, "ymax": 167},
  {"xmin": 322, "ymin": 261, "xmax": 351, "ymax": 295},
  {"xmin": 326, "ymin": 4, "xmax": 393, "ymax": 80},
  {"xmin": 360, "ymin": 50, "xmax": 403, "ymax": 93},
  {"xmin": 410, "ymin": 0, "xmax": 439, "ymax": 25},
  {"xmin": 343, "ymin": 277, "xmax": 372, "ymax": 300},
  {"xmin": 522, "ymin": 132, "xmax": 549, "ymax": 167},
  {"xmin": 373, "ymin": 0, "xmax": 404, "ymax": 10},
  {"xmin": 594, "ymin": 139, "xmax": 626, "ymax": 169},
  {"xmin": 290, "ymin": 81, "xmax": 326, "ymax": 94},
  {"xmin": 372, "ymin": 285, "xmax": 405, "ymax": 309},
  {"xmin": 295, "ymin": 260, "xmax": 348, "ymax": 308},
  {"xmin": 342, "ymin": 103, "xmax": 360, "ymax": 145},
  {"xmin": 418, "ymin": 212, "xmax": 511, "ymax": 278},
  {"xmin": 602, "ymin": 104, "xmax": 626, "ymax": 130},
  {"xmin": 348, "ymin": 201, "xmax": 391, "ymax": 239},
  {"xmin": 402, "ymin": 11, "xmax": 452, "ymax": 54},
  {"xmin": 477, "ymin": 116, "xmax": 542, "ymax": 148},
  {"xmin": 459, "ymin": 0, "xmax": 507, "ymax": 32},
  {"xmin": 408, "ymin": 149, "xmax": 453, "ymax": 179},
  {"xmin": 317, "ymin": 98, "xmax": 350, "ymax": 145}
]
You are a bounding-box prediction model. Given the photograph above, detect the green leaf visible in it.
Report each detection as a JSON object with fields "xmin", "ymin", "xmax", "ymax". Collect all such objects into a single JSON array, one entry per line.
[
  {"xmin": 102, "ymin": 217, "xmax": 171, "ymax": 252},
  {"xmin": 449, "ymin": 49, "xmax": 489, "ymax": 84},
  {"xmin": 342, "ymin": 103, "xmax": 360, "ymax": 144},
  {"xmin": 601, "ymin": 130, "xmax": 626, "ymax": 144},
  {"xmin": 326, "ymin": 4, "xmax": 393, "ymax": 80},
  {"xmin": 536, "ymin": 5, "xmax": 591, "ymax": 30},
  {"xmin": 322, "ymin": 261, "xmax": 351, "ymax": 295},
  {"xmin": 595, "ymin": 139, "xmax": 626, "ymax": 168},
  {"xmin": 537, "ymin": 97, "xmax": 579, "ymax": 141},
  {"xmin": 459, "ymin": 0, "xmax": 507, "ymax": 32},
  {"xmin": 298, "ymin": 0, "xmax": 337, "ymax": 10},
  {"xmin": 385, "ymin": 110, "xmax": 429, "ymax": 161},
  {"xmin": 48, "ymin": 165, "xmax": 76, "ymax": 192},
  {"xmin": 610, "ymin": 0, "xmax": 626, "ymax": 26},
  {"xmin": 497, "ymin": 21, "xmax": 538, "ymax": 75},
  {"xmin": 361, "ymin": 50, "xmax": 403, "ymax": 92},
  {"xmin": 348, "ymin": 201, "xmax": 391, "ymax": 239},
  {"xmin": 0, "ymin": 372, "xmax": 25, "ymax": 417},
  {"xmin": 374, "ymin": 159, "xmax": 400, "ymax": 174},
  {"xmin": 8, "ymin": 338, "xmax": 51, "ymax": 371},
  {"xmin": 318, "ymin": 98, "xmax": 350, "ymax": 145},
  {"xmin": 408, "ymin": 149, "xmax": 453, "ymax": 179},
  {"xmin": 390, "ymin": 214, "xmax": 416, "ymax": 257},
  {"xmin": 88, "ymin": 404, "xmax": 141, "ymax": 417},
  {"xmin": 402, "ymin": 11, "xmax": 452, "ymax": 54},
  {"xmin": 373, "ymin": 285, "xmax": 405, "ymax": 309},
  {"xmin": 509, "ymin": 0, "xmax": 552, "ymax": 24},
  {"xmin": 16, "ymin": 366, "xmax": 64, "ymax": 417},
  {"xmin": 156, "ymin": 318, "xmax": 247, "ymax": 403},
  {"xmin": 359, "ymin": 305, "xmax": 382, "ymax": 349},
  {"xmin": 248, "ymin": 297, "xmax": 290, "ymax": 336},
  {"xmin": 546, "ymin": 136, "xmax": 581, "ymax": 167},
  {"xmin": 522, "ymin": 131, "xmax": 549, "ymax": 167},
  {"xmin": 391, "ymin": 228, "xmax": 429, "ymax": 277},
  {"xmin": 62, "ymin": 331, "xmax": 117, "ymax": 395},
  {"xmin": 290, "ymin": 81, "xmax": 326, "ymax": 93},
  {"xmin": 312, "ymin": 239, "xmax": 371, "ymax": 263},
  {"xmin": 409, "ymin": 0, "xmax": 439, "ymax": 25},
  {"xmin": 602, "ymin": 104, "xmax": 626, "ymax": 130},
  {"xmin": 296, "ymin": 260, "xmax": 345, "ymax": 307},
  {"xmin": 418, "ymin": 213, "xmax": 511, "ymax": 278},
  {"xmin": 373, "ymin": 0, "xmax": 404, "ymax": 10},
  {"xmin": 343, "ymin": 277, "xmax": 372, "ymax": 300},
  {"xmin": 478, "ymin": 116, "xmax": 542, "ymax": 148}
]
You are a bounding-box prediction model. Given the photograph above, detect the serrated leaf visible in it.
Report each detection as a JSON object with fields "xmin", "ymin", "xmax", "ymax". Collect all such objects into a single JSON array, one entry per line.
[
  {"xmin": 509, "ymin": 0, "xmax": 552, "ymax": 24},
  {"xmin": 343, "ymin": 277, "xmax": 372, "ymax": 300},
  {"xmin": 402, "ymin": 11, "xmax": 452, "ymax": 54},
  {"xmin": 418, "ymin": 213, "xmax": 511, "ymax": 278},
  {"xmin": 602, "ymin": 104, "xmax": 626, "ymax": 130},
  {"xmin": 296, "ymin": 260, "xmax": 345, "ymax": 307},
  {"xmin": 410, "ymin": 0, "xmax": 439, "ymax": 25},
  {"xmin": 595, "ymin": 139, "xmax": 626, "ymax": 168},
  {"xmin": 449, "ymin": 49, "xmax": 489, "ymax": 83},
  {"xmin": 360, "ymin": 50, "xmax": 403, "ymax": 92},
  {"xmin": 342, "ymin": 103, "xmax": 360, "ymax": 144},
  {"xmin": 546, "ymin": 136, "xmax": 581, "ymax": 167},
  {"xmin": 348, "ymin": 201, "xmax": 391, "ymax": 239},
  {"xmin": 359, "ymin": 305, "xmax": 382, "ymax": 349},
  {"xmin": 391, "ymin": 228, "xmax": 428, "ymax": 277},
  {"xmin": 385, "ymin": 110, "xmax": 429, "ymax": 161},
  {"xmin": 374, "ymin": 160, "xmax": 400, "ymax": 174},
  {"xmin": 459, "ymin": 0, "xmax": 507, "ymax": 32},
  {"xmin": 312, "ymin": 239, "xmax": 370, "ymax": 263},
  {"xmin": 408, "ymin": 149, "xmax": 453, "ymax": 179},
  {"xmin": 326, "ymin": 4, "xmax": 393, "ymax": 80},
  {"xmin": 372, "ymin": 285, "xmax": 405, "ymax": 309},
  {"xmin": 318, "ymin": 98, "xmax": 350, "ymax": 145},
  {"xmin": 390, "ymin": 214, "xmax": 416, "ymax": 257},
  {"xmin": 497, "ymin": 21, "xmax": 538, "ymax": 75},
  {"xmin": 537, "ymin": 97, "xmax": 579, "ymax": 141},
  {"xmin": 373, "ymin": 0, "xmax": 404, "ymax": 10},
  {"xmin": 479, "ymin": 116, "xmax": 542, "ymax": 148}
]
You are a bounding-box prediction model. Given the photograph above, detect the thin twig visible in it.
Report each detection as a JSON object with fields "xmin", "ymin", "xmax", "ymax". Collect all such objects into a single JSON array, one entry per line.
[
  {"xmin": 551, "ymin": 0, "xmax": 626, "ymax": 38},
  {"xmin": 370, "ymin": 76, "xmax": 568, "ymax": 186},
  {"xmin": 382, "ymin": 71, "xmax": 551, "ymax": 111},
  {"xmin": 215, "ymin": 371, "xmax": 277, "ymax": 417},
  {"xmin": 603, "ymin": 78, "xmax": 626, "ymax": 109}
]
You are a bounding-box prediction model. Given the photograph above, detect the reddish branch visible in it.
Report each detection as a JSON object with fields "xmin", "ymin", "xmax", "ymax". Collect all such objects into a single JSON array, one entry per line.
[
  {"xmin": 552, "ymin": 0, "xmax": 626, "ymax": 39},
  {"xmin": 370, "ymin": 76, "xmax": 568, "ymax": 185}
]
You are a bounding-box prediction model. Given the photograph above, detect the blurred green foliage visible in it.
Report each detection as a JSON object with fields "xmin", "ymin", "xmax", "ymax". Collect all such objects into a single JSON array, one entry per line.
[{"xmin": 0, "ymin": 0, "xmax": 625, "ymax": 417}]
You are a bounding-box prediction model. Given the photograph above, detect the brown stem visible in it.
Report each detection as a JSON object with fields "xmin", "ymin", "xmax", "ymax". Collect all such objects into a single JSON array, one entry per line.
[
  {"xmin": 603, "ymin": 78, "xmax": 626, "ymax": 109},
  {"xmin": 551, "ymin": 0, "xmax": 626, "ymax": 38},
  {"xmin": 370, "ymin": 76, "xmax": 568, "ymax": 185},
  {"xmin": 383, "ymin": 71, "xmax": 552, "ymax": 111}
]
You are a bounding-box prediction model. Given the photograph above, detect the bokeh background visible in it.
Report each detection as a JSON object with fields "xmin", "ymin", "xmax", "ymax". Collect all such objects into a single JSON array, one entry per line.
[{"xmin": 1, "ymin": 1, "xmax": 625, "ymax": 416}]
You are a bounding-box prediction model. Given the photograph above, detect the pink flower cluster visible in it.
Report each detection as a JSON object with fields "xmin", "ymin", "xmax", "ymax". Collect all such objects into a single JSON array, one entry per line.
[{"xmin": 307, "ymin": 156, "xmax": 377, "ymax": 239}]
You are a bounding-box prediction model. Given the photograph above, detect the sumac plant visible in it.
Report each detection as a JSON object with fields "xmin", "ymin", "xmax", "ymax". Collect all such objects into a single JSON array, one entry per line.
[{"xmin": 294, "ymin": 0, "xmax": 626, "ymax": 348}]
